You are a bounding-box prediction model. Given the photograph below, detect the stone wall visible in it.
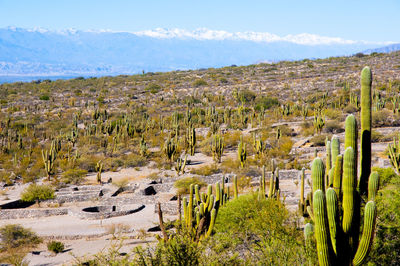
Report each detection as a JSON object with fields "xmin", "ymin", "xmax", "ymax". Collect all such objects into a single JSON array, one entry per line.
[{"xmin": 0, "ymin": 208, "xmax": 68, "ymax": 220}]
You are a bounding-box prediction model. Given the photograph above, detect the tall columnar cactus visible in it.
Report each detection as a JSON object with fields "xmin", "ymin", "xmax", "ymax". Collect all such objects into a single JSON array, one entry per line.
[
  {"xmin": 238, "ymin": 135, "xmax": 247, "ymax": 168},
  {"xmin": 95, "ymin": 160, "xmax": 103, "ymax": 184},
  {"xmin": 233, "ymin": 176, "xmax": 238, "ymax": 199},
  {"xmin": 298, "ymin": 167, "xmax": 307, "ymax": 216},
  {"xmin": 359, "ymin": 66, "xmax": 372, "ymax": 195}
]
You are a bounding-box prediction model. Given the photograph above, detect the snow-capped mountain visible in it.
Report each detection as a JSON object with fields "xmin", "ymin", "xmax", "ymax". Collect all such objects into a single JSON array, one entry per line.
[{"xmin": 0, "ymin": 27, "xmax": 390, "ymax": 82}]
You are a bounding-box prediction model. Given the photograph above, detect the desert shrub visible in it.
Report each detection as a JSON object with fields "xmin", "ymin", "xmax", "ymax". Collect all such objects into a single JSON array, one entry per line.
[
  {"xmin": 39, "ymin": 94, "xmax": 50, "ymax": 101},
  {"xmin": 174, "ymin": 177, "xmax": 206, "ymax": 195},
  {"xmin": 238, "ymin": 89, "xmax": 256, "ymax": 103},
  {"xmin": 47, "ymin": 241, "xmax": 64, "ymax": 254},
  {"xmin": 20, "ymin": 183, "xmax": 55, "ymax": 207},
  {"xmin": 190, "ymin": 164, "xmax": 221, "ymax": 176},
  {"xmin": 0, "ymin": 224, "xmax": 42, "ymax": 250},
  {"xmin": 123, "ymin": 153, "xmax": 147, "ymax": 168},
  {"xmin": 310, "ymin": 134, "xmax": 331, "ymax": 147},
  {"xmin": 145, "ymin": 83, "xmax": 162, "ymax": 94},
  {"xmin": 210, "ymin": 193, "xmax": 309, "ymax": 265},
  {"xmin": 113, "ymin": 178, "xmax": 129, "ymax": 189},
  {"xmin": 324, "ymin": 120, "xmax": 344, "ymax": 134},
  {"xmin": 373, "ymin": 109, "xmax": 393, "ymax": 127},
  {"xmin": 344, "ymin": 104, "xmax": 358, "ymax": 114},
  {"xmin": 192, "ymin": 79, "xmax": 208, "ymax": 87},
  {"xmin": 62, "ymin": 168, "xmax": 87, "ymax": 184},
  {"xmin": 255, "ymin": 96, "xmax": 279, "ymax": 110}
]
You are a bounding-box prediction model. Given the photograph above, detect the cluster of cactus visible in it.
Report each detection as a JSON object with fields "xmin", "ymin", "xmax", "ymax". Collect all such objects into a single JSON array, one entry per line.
[
  {"xmin": 349, "ymin": 91, "xmax": 359, "ymax": 108},
  {"xmin": 304, "ymin": 67, "xmax": 378, "ymax": 266},
  {"xmin": 252, "ymin": 133, "xmax": 266, "ymax": 158},
  {"xmin": 175, "ymin": 154, "xmax": 187, "ymax": 176},
  {"xmin": 163, "ymin": 134, "xmax": 177, "ymax": 162},
  {"xmin": 42, "ymin": 139, "xmax": 59, "ymax": 180},
  {"xmin": 280, "ymin": 104, "xmax": 293, "ymax": 117},
  {"xmin": 185, "ymin": 125, "xmax": 196, "ymax": 156},
  {"xmin": 258, "ymin": 163, "xmax": 280, "ymax": 200},
  {"xmin": 182, "ymin": 180, "xmax": 229, "ymax": 242},
  {"xmin": 237, "ymin": 135, "xmax": 247, "ymax": 168},
  {"xmin": 211, "ymin": 133, "xmax": 224, "ymax": 163},
  {"xmin": 313, "ymin": 111, "xmax": 325, "ymax": 134},
  {"xmin": 373, "ymin": 90, "xmax": 386, "ymax": 111}
]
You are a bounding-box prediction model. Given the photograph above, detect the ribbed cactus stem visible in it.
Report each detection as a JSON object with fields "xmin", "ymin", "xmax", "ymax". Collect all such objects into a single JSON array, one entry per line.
[
  {"xmin": 300, "ymin": 167, "xmax": 305, "ymax": 206},
  {"xmin": 188, "ymin": 184, "xmax": 194, "ymax": 228},
  {"xmin": 326, "ymin": 140, "xmax": 332, "ymax": 183},
  {"xmin": 312, "ymin": 158, "xmax": 325, "ymax": 193},
  {"xmin": 344, "ymin": 114, "xmax": 358, "ymax": 176},
  {"xmin": 360, "ymin": 66, "xmax": 372, "ymax": 195},
  {"xmin": 331, "ymin": 135, "xmax": 340, "ymax": 168},
  {"xmin": 333, "ymin": 155, "xmax": 343, "ymax": 199},
  {"xmin": 352, "ymin": 201, "xmax": 377, "ymax": 266},
  {"xmin": 313, "ymin": 190, "xmax": 332, "ymax": 266},
  {"xmin": 326, "ymin": 188, "xmax": 339, "ymax": 255},
  {"xmin": 233, "ymin": 176, "xmax": 238, "ymax": 199},
  {"xmin": 368, "ymin": 172, "xmax": 379, "ymax": 201},
  {"xmin": 195, "ymin": 184, "xmax": 201, "ymax": 205},
  {"xmin": 342, "ymin": 147, "xmax": 356, "ymax": 236},
  {"xmin": 183, "ymin": 197, "xmax": 188, "ymax": 224},
  {"xmin": 205, "ymin": 208, "xmax": 217, "ymax": 238}
]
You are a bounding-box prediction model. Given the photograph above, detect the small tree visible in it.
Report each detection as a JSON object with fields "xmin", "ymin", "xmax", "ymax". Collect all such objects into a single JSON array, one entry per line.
[{"xmin": 20, "ymin": 184, "xmax": 55, "ymax": 207}]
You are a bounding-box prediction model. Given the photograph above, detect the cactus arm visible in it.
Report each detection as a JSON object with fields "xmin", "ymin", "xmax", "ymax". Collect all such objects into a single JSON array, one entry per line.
[
  {"xmin": 313, "ymin": 190, "xmax": 332, "ymax": 266},
  {"xmin": 312, "ymin": 158, "xmax": 325, "ymax": 193},
  {"xmin": 352, "ymin": 201, "xmax": 377, "ymax": 266},
  {"xmin": 326, "ymin": 188, "xmax": 340, "ymax": 256},
  {"xmin": 333, "ymin": 155, "xmax": 343, "ymax": 199},
  {"xmin": 368, "ymin": 172, "xmax": 379, "ymax": 201},
  {"xmin": 342, "ymin": 147, "xmax": 356, "ymax": 236}
]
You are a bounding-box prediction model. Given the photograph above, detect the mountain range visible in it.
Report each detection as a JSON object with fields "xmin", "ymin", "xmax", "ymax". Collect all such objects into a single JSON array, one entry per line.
[{"xmin": 0, "ymin": 27, "xmax": 397, "ymax": 82}]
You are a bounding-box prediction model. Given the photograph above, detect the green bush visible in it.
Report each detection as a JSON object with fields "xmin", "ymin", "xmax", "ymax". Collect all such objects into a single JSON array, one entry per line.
[
  {"xmin": 47, "ymin": 241, "xmax": 64, "ymax": 254},
  {"xmin": 145, "ymin": 83, "xmax": 162, "ymax": 94},
  {"xmin": 20, "ymin": 184, "xmax": 55, "ymax": 207},
  {"xmin": 255, "ymin": 96, "xmax": 279, "ymax": 110},
  {"xmin": 61, "ymin": 168, "xmax": 88, "ymax": 184},
  {"xmin": 0, "ymin": 224, "xmax": 42, "ymax": 250},
  {"xmin": 174, "ymin": 177, "xmax": 206, "ymax": 195},
  {"xmin": 210, "ymin": 193, "xmax": 310, "ymax": 265},
  {"xmin": 192, "ymin": 79, "xmax": 208, "ymax": 87},
  {"xmin": 39, "ymin": 94, "xmax": 50, "ymax": 101}
]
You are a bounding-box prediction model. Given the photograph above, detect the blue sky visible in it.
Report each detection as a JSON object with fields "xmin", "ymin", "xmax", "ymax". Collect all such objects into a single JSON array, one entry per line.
[{"xmin": 0, "ymin": 0, "xmax": 399, "ymax": 42}]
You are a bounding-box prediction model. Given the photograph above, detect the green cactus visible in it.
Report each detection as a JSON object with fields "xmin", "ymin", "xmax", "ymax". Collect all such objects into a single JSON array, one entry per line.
[
  {"xmin": 305, "ymin": 111, "xmax": 379, "ymax": 266},
  {"xmin": 186, "ymin": 125, "xmax": 196, "ymax": 156},
  {"xmin": 175, "ymin": 154, "xmax": 188, "ymax": 176},
  {"xmin": 163, "ymin": 134, "xmax": 177, "ymax": 162},
  {"xmin": 233, "ymin": 176, "xmax": 238, "ymax": 199},
  {"xmin": 359, "ymin": 66, "xmax": 372, "ymax": 195},
  {"xmin": 211, "ymin": 133, "xmax": 224, "ymax": 163},
  {"xmin": 238, "ymin": 135, "xmax": 247, "ymax": 168},
  {"xmin": 42, "ymin": 144, "xmax": 57, "ymax": 181},
  {"xmin": 95, "ymin": 160, "xmax": 103, "ymax": 184},
  {"xmin": 313, "ymin": 112, "xmax": 325, "ymax": 134},
  {"xmin": 298, "ymin": 167, "xmax": 308, "ymax": 217}
]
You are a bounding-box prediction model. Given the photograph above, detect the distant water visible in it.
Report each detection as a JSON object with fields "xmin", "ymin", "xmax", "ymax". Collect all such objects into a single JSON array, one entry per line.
[{"xmin": 0, "ymin": 75, "xmax": 97, "ymax": 84}]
